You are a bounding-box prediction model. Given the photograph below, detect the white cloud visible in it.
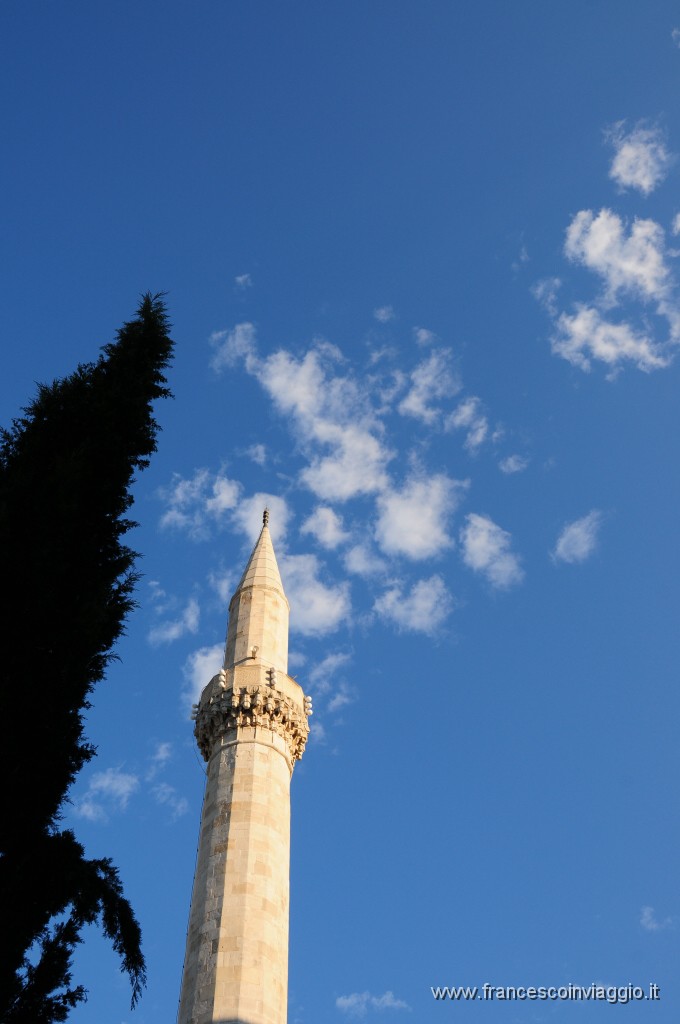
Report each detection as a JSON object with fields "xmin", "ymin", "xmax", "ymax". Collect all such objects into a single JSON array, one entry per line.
[
  {"xmin": 182, "ymin": 643, "xmax": 224, "ymax": 710},
  {"xmin": 673, "ymin": 27, "xmax": 680, "ymax": 47},
  {"xmin": 551, "ymin": 305, "xmax": 670, "ymax": 374},
  {"xmin": 89, "ymin": 769, "xmax": 139, "ymax": 806},
  {"xmin": 305, "ymin": 654, "xmax": 353, "ymax": 723},
  {"xmin": 147, "ymin": 579, "xmax": 167, "ymax": 605},
  {"xmin": 208, "ymin": 568, "xmax": 238, "ymax": 605},
  {"xmin": 309, "ymin": 720, "xmax": 326, "ymax": 744},
  {"xmin": 152, "ymin": 782, "xmax": 189, "ymax": 820},
  {"xmin": 308, "ymin": 651, "xmax": 351, "ymax": 693},
  {"xmin": 413, "ymin": 326, "xmax": 438, "ymax": 346},
  {"xmin": 336, "ymin": 991, "xmax": 410, "ymax": 1017},
  {"xmin": 148, "ymin": 597, "xmax": 200, "ymax": 646},
  {"xmin": 234, "ymin": 273, "xmax": 252, "ymax": 290},
  {"xmin": 328, "ymin": 685, "xmax": 354, "ymax": 713},
  {"xmin": 221, "ymin": 335, "xmax": 393, "ymax": 502},
  {"xmin": 158, "ymin": 468, "xmax": 212, "ymax": 536},
  {"xmin": 397, "ymin": 349, "xmax": 460, "ymax": 424},
  {"xmin": 532, "ymin": 276, "xmax": 561, "ymax": 317},
  {"xmin": 146, "ymin": 741, "xmax": 172, "ymax": 781},
  {"xmin": 288, "ymin": 649, "xmax": 307, "ymax": 670},
  {"xmin": 552, "ymin": 510, "xmax": 603, "ymax": 564},
  {"xmin": 499, "ymin": 454, "xmax": 529, "ymax": 474},
  {"xmin": 373, "ymin": 305, "xmax": 395, "ymax": 323},
  {"xmin": 374, "ymin": 575, "xmax": 453, "ymax": 635},
  {"xmin": 75, "ymin": 768, "xmax": 140, "ymax": 823},
  {"xmin": 206, "ymin": 477, "xmax": 241, "ymax": 517},
  {"xmin": 375, "ymin": 474, "xmax": 466, "ymax": 560},
  {"xmin": 246, "ymin": 443, "xmax": 267, "ymax": 465},
  {"xmin": 606, "ymin": 122, "xmax": 673, "ymax": 196},
  {"xmin": 75, "ymin": 799, "xmax": 107, "ymax": 823},
  {"xmin": 209, "ymin": 321, "xmax": 258, "ymax": 373},
  {"xmin": 538, "ymin": 207, "xmax": 680, "ymax": 375},
  {"xmin": 445, "ymin": 396, "xmax": 489, "ymax": 451},
  {"xmin": 159, "ymin": 469, "xmax": 242, "ymax": 538},
  {"xmin": 231, "ymin": 492, "xmax": 290, "ymax": 546},
  {"xmin": 344, "ymin": 543, "xmax": 388, "ymax": 577},
  {"xmin": 672, "ymin": 213, "xmax": 680, "ymax": 236},
  {"xmin": 301, "ymin": 427, "xmax": 391, "ymax": 501},
  {"xmin": 301, "ymin": 506, "xmax": 349, "ymax": 549},
  {"xmin": 256, "ymin": 345, "xmax": 329, "ymax": 418},
  {"xmin": 640, "ymin": 905, "xmax": 672, "ymax": 931},
  {"xmin": 565, "ymin": 209, "xmax": 670, "ymax": 305},
  {"xmin": 460, "ymin": 513, "xmax": 524, "ymax": 589},
  {"xmin": 151, "ymin": 741, "xmax": 172, "ymax": 766},
  {"xmin": 280, "ymin": 553, "xmax": 350, "ymax": 636}
]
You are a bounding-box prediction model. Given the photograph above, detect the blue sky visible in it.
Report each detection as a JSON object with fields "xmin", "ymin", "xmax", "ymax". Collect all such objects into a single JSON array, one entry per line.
[{"xmin": 2, "ymin": 1, "xmax": 680, "ymax": 1020}]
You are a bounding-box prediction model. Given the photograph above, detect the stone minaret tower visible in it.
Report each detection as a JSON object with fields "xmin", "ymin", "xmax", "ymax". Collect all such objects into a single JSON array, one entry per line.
[{"xmin": 178, "ymin": 511, "xmax": 311, "ymax": 1024}]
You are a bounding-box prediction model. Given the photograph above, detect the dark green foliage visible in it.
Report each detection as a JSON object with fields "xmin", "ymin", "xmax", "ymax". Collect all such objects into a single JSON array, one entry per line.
[{"xmin": 0, "ymin": 294, "xmax": 173, "ymax": 1020}]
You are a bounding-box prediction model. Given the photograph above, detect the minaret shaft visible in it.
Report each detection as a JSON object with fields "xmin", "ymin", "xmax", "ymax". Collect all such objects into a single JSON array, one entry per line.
[
  {"xmin": 178, "ymin": 520, "xmax": 308, "ymax": 1024},
  {"xmin": 178, "ymin": 732, "xmax": 292, "ymax": 1024}
]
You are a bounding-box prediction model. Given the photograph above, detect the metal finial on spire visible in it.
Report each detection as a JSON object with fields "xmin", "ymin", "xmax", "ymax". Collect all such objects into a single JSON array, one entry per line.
[{"xmin": 263, "ymin": 507, "xmax": 269, "ymax": 527}]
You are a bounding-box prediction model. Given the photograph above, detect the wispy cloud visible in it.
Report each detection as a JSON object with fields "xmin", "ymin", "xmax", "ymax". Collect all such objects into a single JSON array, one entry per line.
[
  {"xmin": 640, "ymin": 905, "xmax": 673, "ymax": 931},
  {"xmin": 75, "ymin": 768, "xmax": 140, "ymax": 823},
  {"xmin": 373, "ymin": 305, "xmax": 395, "ymax": 323},
  {"xmin": 552, "ymin": 510, "xmax": 603, "ymax": 564},
  {"xmin": 213, "ymin": 330, "xmax": 393, "ymax": 502},
  {"xmin": 328, "ymin": 685, "xmax": 354, "ymax": 712},
  {"xmin": 209, "ymin": 321, "xmax": 258, "ymax": 373},
  {"xmin": 499, "ymin": 454, "xmax": 529, "ymax": 474},
  {"xmin": 246, "ymin": 442, "xmax": 267, "ymax": 465},
  {"xmin": 606, "ymin": 121, "xmax": 673, "ymax": 196},
  {"xmin": 234, "ymin": 272, "xmax": 253, "ymax": 290},
  {"xmin": 309, "ymin": 720, "xmax": 327, "ymax": 744},
  {"xmin": 308, "ymin": 651, "xmax": 351, "ymax": 693},
  {"xmin": 182, "ymin": 643, "xmax": 224, "ymax": 710},
  {"xmin": 159, "ymin": 468, "xmax": 241, "ymax": 539},
  {"xmin": 413, "ymin": 326, "xmax": 438, "ymax": 346},
  {"xmin": 460, "ymin": 513, "xmax": 524, "ymax": 589},
  {"xmin": 336, "ymin": 990, "xmax": 410, "ymax": 1017},
  {"xmin": 532, "ymin": 276, "xmax": 561, "ymax": 317},
  {"xmin": 397, "ymin": 349, "xmax": 460, "ymax": 425},
  {"xmin": 148, "ymin": 597, "xmax": 200, "ymax": 646},
  {"xmin": 146, "ymin": 741, "xmax": 172, "ymax": 781},
  {"xmin": 151, "ymin": 783, "xmax": 189, "ymax": 820},
  {"xmin": 445, "ymin": 396, "xmax": 489, "ymax": 452},
  {"xmin": 160, "ymin": 473, "xmax": 288, "ymax": 548},
  {"xmin": 374, "ymin": 575, "xmax": 453, "ymax": 635}
]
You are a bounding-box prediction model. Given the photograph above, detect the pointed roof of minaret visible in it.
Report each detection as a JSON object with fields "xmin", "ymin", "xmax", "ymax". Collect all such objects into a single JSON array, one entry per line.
[{"xmin": 231, "ymin": 508, "xmax": 288, "ymax": 604}]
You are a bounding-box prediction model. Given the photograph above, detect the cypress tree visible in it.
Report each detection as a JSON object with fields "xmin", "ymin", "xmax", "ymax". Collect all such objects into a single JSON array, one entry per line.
[{"xmin": 0, "ymin": 293, "xmax": 174, "ymax": 1020}]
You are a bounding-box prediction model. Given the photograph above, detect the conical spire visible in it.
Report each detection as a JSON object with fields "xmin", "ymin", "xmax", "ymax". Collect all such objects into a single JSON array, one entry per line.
[
  {"xmin": 233, "ymin": 508, "xmax": 286, "ymax": 598},
  {"xmin": 224, "ymin": 509, "xmax": 289, "ymax": 671}
]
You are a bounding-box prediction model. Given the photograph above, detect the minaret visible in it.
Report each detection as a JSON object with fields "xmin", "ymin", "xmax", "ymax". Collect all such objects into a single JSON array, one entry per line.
[{"xmin": 178, "ymin": 511, "xmax": 311, "ymax": 1024}]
